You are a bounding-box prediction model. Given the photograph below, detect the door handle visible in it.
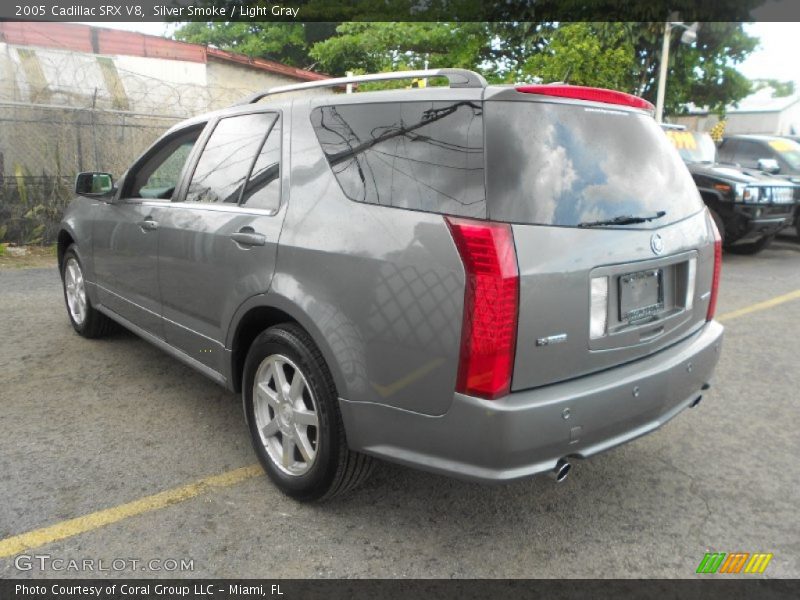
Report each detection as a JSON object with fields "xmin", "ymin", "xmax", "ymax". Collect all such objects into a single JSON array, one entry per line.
[
  {"xmin": 138, "ymin": 218, "xmax": 158, "ymax": 231},
  {"xmin": 231, "ymin": 230, "xmax": 266, "ymax": 247}
]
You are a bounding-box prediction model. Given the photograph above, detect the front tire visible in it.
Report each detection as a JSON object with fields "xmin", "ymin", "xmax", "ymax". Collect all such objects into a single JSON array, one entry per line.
[
  {"xmin": 61, "ymin": 245, "xmax": 116, "ymax": 338},
  {"xmin": 243, "ymin": 323, "xmax": 373, "ymax": 501},
  {"xmin": 728, "ymin": 234, "xmax": 774, "ymax": 255},
  {"xmin": 709, "ymin": 208, "xmax": 726, "ymax": 247}
]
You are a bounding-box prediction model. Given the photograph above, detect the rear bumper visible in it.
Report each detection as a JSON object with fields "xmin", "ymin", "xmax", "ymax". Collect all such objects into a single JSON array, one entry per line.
[{"xmin": 339, "ymin": 321, "xmax": 724, "ymax": 483}]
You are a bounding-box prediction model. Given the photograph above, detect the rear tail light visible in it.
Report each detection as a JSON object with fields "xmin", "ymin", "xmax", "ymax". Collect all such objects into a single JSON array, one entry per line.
[
  {"xmin": 707, "ymin": 215, "xmax": 723, "ymax": 321},
  {"xmin": 445, "ymin": 217, "xmax": 519, "ymax": 400},
  {"xmin": 515, "ymin": 84, "xmax": 654, "ymax": 112}
]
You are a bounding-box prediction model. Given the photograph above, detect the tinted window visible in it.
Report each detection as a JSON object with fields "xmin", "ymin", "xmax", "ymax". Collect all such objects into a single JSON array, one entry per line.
[
  {"xmin": 128, "ymin": 128, "xmax": 201, "ymax": 200},
  {"xmin": 734, "ymin": 141, "xmax": 764, "ymax": 166},
  {"xmin": 665, "ymin": 130, "xmax": 717, "ymax": 163},
  {"xmin": 765, "ymin": 138, "xmax": 800, "ymax": 170},
  {"xmin": 241, "ymin": 117, "xmax": 281, "ymax": 211},
  {"xmin": 311, "ymin": 101, "xmax": 485, "ymax": 218},
  {"xmin": 717, "ymin": 139, "xmax": 737, "ymax": 162},
  {"xmin": 485, "ymin": 101, "xmax": 703, "ymax": 228},
  {"xmin": 186, "ymin": 112, "xmax": 276, "ymax": 204}
]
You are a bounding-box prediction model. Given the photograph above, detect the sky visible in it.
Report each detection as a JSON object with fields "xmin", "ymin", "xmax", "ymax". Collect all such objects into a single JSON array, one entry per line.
[{"xmin": 82, "ymin": 21, "xmax": 800, "ymax": 92}]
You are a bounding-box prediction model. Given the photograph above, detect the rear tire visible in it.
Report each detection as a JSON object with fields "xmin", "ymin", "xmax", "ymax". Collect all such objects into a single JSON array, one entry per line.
[
  {"xmin": 61, "ymin": 245, "xmax": 116, "ymax": 338},
  {"xmin": 243, "ymin": 323, "xmax": 374, "ymax": 501}
]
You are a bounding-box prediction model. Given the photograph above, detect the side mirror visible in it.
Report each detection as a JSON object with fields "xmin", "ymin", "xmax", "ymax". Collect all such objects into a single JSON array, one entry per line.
[
  {"xmin": 75, "ymin": 172, "xmax": 114, "ymax": 197},
  {"xmin": 757, "ymin": 158, "xmax": 780, "ymax": 174}
]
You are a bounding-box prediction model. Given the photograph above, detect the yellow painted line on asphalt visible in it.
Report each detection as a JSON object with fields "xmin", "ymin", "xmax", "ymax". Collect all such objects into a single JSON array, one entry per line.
[
  {"xmin": 716, "ymin": 289, "xmax": 800, "ymax": 323},
  {"xmin": 0, "ymin": 464, "xmax": 262, "ymax": 559}
]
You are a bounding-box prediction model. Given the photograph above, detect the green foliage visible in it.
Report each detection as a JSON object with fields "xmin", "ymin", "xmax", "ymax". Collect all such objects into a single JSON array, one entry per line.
[
  {"xmin": 308, "ymin": 22, "xmax": 489, "ymax": 77},
  {"xmin": 174, "ymin": 22, "xmax": 338, "ymax": 68},
  {"xmin": 752, "ymin": 79, "xmax": 796, "ymax": 98},
  {"xmin": 521, "ymin": 23, "xmax": 635, "ymax": 89},
  {"xmin": 173, "ymin": 19, "xmax": 759, "ymax": 116},
  {"xmin": 663, "ymin": 22, "xmax": 757, "ymax": 114},
  {"xmin": 519, "ymin": 22, "xmax": 756, "ymax": 114},
  {"xmin": 0, "ymin": 164, "xmax": 72, "ymax": 245}
]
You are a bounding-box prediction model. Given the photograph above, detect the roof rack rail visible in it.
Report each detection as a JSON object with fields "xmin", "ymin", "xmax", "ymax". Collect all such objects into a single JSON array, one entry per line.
[{"xmin": 235, "ymin": 68, "xmax": 487, "ymax": 105}]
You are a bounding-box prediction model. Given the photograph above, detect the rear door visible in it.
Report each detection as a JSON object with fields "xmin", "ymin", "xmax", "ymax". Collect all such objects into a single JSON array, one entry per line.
[
  {"xmin": 484, "ymin": 94, "xmax": 715, "ymax": 391},
  {"xmin": 157, "ymin": 109, "xmax": 287, "ymax": 375}
]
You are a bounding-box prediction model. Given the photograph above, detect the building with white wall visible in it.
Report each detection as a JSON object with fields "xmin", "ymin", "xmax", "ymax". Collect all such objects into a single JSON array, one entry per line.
[
  {"xmin": 669, "ymin": 87, "xmax": 800, "ymax": 135},
  {"xmin": 0, "ymin": 21, "xmax": 328, "ymax": 117}
]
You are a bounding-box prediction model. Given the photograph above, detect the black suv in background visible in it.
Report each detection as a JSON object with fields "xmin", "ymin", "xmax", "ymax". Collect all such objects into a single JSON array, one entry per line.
[
  {"xmin": 718, "ymin": 135, "xmax": 800, "ymax": 241},
  {"xmin": 665, "ymin": 128, "xmax": 797, "ymax": 253}
]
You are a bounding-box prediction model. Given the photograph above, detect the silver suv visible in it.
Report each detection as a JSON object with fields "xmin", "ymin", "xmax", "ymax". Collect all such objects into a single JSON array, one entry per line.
[{"xmin": 58, "ymin": 69, "xmax": 724, "ymax": 500}]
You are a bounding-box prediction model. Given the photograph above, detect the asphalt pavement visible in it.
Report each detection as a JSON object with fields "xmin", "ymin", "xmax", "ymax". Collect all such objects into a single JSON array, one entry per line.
[{"xmin": 1, "ymin": 237, "xmax": 798, "ymax": 578}]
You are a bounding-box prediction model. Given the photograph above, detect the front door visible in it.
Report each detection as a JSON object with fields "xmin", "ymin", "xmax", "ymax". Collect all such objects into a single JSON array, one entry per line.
[
  {"xmin": 92, "ymin": 126, "xmax": 203, "ymax": 335},
  {"xmin": 157, "ymin": 110, "xmax": 286, "ymax": 374}
]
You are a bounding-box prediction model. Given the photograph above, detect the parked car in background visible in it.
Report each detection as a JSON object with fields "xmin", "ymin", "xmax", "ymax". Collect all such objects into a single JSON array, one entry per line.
[
  {"xmin": 666, "ymin": 128, "xmax": 798, "ymax": 253},
  {"xmin": 58, "ymin": 71, "xmax": 725, "ymax": 501},
  {"xmin": 718, "ymin": 134, "xmax": 800, "ymax": 242}
]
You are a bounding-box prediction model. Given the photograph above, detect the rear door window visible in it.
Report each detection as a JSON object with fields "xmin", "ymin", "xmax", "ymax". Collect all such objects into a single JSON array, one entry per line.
[
  {"xmin": 310, "ymin": 101, "xmax": 485, "ymax": 218},
  {"xmin": 185, "ymin": 112, "xmax": 277, "ymax": 204},
  {"xmin": 241, "ymin": 116, "xmax": 281, "ymax": 211},
  {"xmin": 484, "ymin": 100, "xmax": 703, "ymax": 228}
]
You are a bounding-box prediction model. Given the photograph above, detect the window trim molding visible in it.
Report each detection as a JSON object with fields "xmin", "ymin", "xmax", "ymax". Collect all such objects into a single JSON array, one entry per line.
[{"xmin": 176, "ymin": 108, "xmax": 282, "ymax": 213}]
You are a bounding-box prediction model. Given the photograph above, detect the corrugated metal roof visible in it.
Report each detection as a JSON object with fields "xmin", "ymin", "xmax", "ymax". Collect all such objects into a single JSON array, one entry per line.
[
  {"xmin": 729, "ymin": 87, "xmax": 800, "ymax": 113},
  {"xmin": 0, "ymin": 21, "xmax": 327, "ymax": 81},
  {"xmin": 206, "ymin": 47, "xmax": 329, "ymax": 82}
]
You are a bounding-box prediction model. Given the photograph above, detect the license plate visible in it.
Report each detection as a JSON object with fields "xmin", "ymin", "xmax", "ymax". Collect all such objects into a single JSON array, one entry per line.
[{"xmin": 619, "ymin": 269, "xmax": 663, "ymax": 322}]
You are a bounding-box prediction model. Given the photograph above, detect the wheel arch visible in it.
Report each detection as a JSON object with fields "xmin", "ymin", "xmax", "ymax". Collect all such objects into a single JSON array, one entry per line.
[
  {"xmin": 226, "ymin": 294, "xmax": 347, "ymax": 397},
  {"xmin": 56, "ymin": 227, "xmax": 76, "ymax": 271}
]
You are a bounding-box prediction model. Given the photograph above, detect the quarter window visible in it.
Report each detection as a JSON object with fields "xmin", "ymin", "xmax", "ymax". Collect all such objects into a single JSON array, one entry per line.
[
  {"xmin": 185, "ymin": 112, "xmax": 278, "ymax": 204},
  {"xmin": 310, "ymin": 101, "xmax": 485, "ymax": 218}
]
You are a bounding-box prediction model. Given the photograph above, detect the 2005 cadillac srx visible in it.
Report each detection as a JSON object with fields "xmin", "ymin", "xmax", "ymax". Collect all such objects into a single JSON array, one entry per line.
[{"xmin": 58, "ymin": 69, "xmax": 724, "ymax": 500}]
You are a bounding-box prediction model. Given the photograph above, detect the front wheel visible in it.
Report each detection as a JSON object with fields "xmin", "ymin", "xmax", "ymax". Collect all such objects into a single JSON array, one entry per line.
[
  {"xmin": 243, "ymin": 323, "xmax": 374, "ymax": 501},
  {"xmin": 728, "ymin": 234, "xmax": 774, "ymax": 255},
  {"xmin": 794, "ymin": 211, "xmax": 800, "ymax": 243},
  {"xmin": 61, "ymin": 245, "xmax": 116, "ymax": 338}
]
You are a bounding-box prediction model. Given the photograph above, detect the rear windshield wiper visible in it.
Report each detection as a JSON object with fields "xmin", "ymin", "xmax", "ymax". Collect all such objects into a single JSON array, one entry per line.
[{"xmin": 578, "ymin": 211, "xmax": 666, "ymax": 228}]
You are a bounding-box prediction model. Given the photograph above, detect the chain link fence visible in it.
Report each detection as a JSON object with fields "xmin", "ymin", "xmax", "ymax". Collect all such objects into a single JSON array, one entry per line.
[
  {"xmin": 0, "ymin": 103, "xmax": 182, "ymax": 245},
  {"xmin": 0, "ymin": 43, "xmax": 277, "ymax": 246}
]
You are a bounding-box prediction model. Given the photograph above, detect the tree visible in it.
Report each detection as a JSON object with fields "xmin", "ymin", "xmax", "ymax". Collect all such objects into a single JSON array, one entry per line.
[
  {"xmin": 752, "ymin": 79, "xmax": 796, "ymax": 98},
  {"xmin": 174, "ymin": 22, "xmax": 338, "ymax": 69},
  {"xmin": 308, "ymin": 22, "xmax": 490, "ymax": 77},
  {"xmin": 521, "ymin": 23, "xmax": 636, "ymax": 89},
  {"xmin": 517, "ymin": 22, "xmax": 757, "ymax": 114},
  {"xmin": 173, "ymin": 20, "xmax": 759, "ymax": 114}
]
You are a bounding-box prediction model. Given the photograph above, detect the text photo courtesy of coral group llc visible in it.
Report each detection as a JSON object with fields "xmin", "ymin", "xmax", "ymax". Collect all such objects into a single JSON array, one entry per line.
[{"xmin": 1, "ymin": 0, "xmax": 799, "ymax": 597}]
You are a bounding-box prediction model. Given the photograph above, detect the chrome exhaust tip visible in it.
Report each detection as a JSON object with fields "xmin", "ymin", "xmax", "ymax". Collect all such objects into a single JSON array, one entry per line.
[{"xmin": 550, "ymin": 458, "xmax": 571, "ymax": 483}]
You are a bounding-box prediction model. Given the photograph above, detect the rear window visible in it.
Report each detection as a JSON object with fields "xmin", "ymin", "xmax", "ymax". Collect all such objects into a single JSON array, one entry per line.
[
  {"xmin": 310, "ymin": 101, "xmax": 485, "ymax": 218},
  {"xmin": 665, "ymin": 130, "xmax": 717, "ymax": 163},
  {"xmin": 485, "ymin": 101, "xmax": 703, "ymax": 228}
]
